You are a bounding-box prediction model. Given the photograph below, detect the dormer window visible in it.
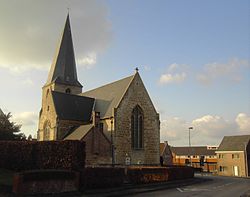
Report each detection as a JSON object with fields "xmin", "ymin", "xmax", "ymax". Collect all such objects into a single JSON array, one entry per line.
[{"xmin": 65, "ymin": 88, "xmax": 71, "ymax": 94}]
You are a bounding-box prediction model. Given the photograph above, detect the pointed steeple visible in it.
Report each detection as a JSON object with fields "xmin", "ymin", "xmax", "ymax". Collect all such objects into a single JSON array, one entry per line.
[{"xmin": 47, "ymin": 14, "xmax": 82, "ymax": 87}]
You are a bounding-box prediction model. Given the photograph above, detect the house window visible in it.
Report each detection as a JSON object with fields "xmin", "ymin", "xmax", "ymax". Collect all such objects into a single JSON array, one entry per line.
[
  {"xmin": 131, "ymin": 105, "xmax": 143, "ymax": 149},
  {"xmin": 232, "ymin": 153, "xmax": 240, "ymax": 159},
  {"xmin": 219, "ymin": 166, "xmax": 226, "ymax": 172},
  {"xmin": 219, "ymin": 154, "xmax": 224, "ymax": 159},
  {"xmin": 43, "ymin": 121, "xmax": 50, "ymax": 141}
]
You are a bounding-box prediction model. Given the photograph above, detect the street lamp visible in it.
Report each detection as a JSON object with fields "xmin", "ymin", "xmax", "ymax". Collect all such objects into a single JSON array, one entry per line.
[{"xmin": 188, "ymin": 127, "xmax": 193, "ymax": 166}]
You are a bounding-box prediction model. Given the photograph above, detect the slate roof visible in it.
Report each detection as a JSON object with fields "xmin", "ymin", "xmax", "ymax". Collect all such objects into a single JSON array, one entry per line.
[
  {"xmin": 47, "ymin": 14, "xmax": 82, "ymax": 87},
  {"xmin": 51, "ymin": 91, "xmax": 94, "ymax": 122},
  {"xmin": 64, "ymin": 124, "xmax": 93, "ymax": 140},
  {"xmin": 81, "ymin": 74, "xmax": 135, "ymax": 118},
  {"xmin": 170, "ymin": 146, "xmax": 216, "ymax": 156},
  {"xmin": 217, "ymin": 135, "xmax": 250, "ymax": 151}
]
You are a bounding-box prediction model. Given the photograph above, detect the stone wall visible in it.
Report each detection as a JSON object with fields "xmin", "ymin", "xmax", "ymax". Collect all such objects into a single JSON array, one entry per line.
[
  {"xmin": 38, "ymin": 85, "xmax": 58, "ymax": 141},
  {"xmin": 114, "ymin": 73, "xmax": 160, "ymax": 165}
]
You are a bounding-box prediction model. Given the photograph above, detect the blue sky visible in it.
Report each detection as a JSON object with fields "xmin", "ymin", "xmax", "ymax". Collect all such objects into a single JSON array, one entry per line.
[{"xmin": 0, "ymin": 0, "xmax": 249, "ymax": 146}]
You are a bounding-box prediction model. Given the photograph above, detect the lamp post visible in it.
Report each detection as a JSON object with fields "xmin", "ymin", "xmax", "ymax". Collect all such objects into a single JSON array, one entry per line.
[{"xmin": 188, "ymin": 127, "xmax": 193, "ymax": 166}]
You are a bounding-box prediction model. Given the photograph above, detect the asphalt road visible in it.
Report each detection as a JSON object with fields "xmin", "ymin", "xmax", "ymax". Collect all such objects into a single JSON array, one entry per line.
[{"xmin": 133, "ymin": 174, "xmax": 250, "ymax": 197}]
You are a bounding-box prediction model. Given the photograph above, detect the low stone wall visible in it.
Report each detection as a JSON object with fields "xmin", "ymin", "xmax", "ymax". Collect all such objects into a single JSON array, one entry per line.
[
  {"xmin": 80, "ymin": 167, "xmax": 124, "ymax": 190},
  {"xmin": 127, "ymin": 166, "xmax": 194, "ymax": 184},
  {"xmin": 12, "ymin": 170, "xmax": 80, "ymax": 195}
]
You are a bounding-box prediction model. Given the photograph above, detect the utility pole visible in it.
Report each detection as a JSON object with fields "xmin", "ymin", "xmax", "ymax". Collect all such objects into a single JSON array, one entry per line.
[{"xmin": 188, "ymin": 127, "xmax": 193, "ymax": 166}]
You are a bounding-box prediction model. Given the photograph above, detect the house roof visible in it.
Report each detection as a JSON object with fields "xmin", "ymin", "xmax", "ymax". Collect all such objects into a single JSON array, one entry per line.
[
  {"xmin": 64, "ymin": 124, "xmax": 93, "ymax": 140},
  {"xmin": 81, "ymin": 74, "xmax": 135, "ymax": 118},
  {"xmin": 46, "ymin": 14, "xmax": 82, "ymax": 87},
  {"xmin": 170, "ymin": 146, "xmax": 216, "ymax": 156},
  {"xmin": 51, "ymin": 91, "xmax": 94, "ymax": 122},
  {"xmin": 217, "ymin": 135, "xmax": 250, "ymax": 151}
]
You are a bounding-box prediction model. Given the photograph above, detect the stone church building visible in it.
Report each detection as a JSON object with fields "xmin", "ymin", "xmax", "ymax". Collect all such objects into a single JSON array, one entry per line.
[{"xmin": 38, "ymin": 15, "xmax": 160, "ymax": 166}]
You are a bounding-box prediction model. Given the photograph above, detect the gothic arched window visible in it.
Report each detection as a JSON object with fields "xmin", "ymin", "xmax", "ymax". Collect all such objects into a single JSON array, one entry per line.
[
  {"xmin": 131, "ymin": 105, "xmax": 143, "ymax": 149},
  {"xmin": 43, "ymin": 121, "xmax": 51, "ymax": 141}
]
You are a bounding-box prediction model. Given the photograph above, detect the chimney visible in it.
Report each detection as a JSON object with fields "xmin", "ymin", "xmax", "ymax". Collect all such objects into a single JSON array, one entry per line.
[{"xmin": 92, "ymin": 111, "xmax": 100, "ymax": 127}]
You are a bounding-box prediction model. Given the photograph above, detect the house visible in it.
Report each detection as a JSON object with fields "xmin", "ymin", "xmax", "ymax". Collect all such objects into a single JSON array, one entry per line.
[
  {"xmin": 216, "ymin": 135, "xmax": 250, "ymax": 177},
  {"xmin": 37, "ymin": 15, "xmax": 160, "ymax": 166},
  {"xmin": 171, "ymin": 146, "xmax": 217, "ymax": 172},
  {"xmin": 160, "ymin": 141, "xmax": 173, "ymax": 165}
]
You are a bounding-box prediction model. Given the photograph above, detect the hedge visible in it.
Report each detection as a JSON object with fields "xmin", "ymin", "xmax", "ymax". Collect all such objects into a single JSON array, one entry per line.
[
  {"xmin": 80, "ymin": 167, "xmax": 125, "ymax": 189},
  {"xmin": 0, "ymin": 140, "xmax": 85, "ymax": 171}
]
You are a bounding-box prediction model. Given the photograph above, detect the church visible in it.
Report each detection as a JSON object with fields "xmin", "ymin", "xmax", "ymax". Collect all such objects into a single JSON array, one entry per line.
[{"xmin": 38, "ymin": 15, "xmax": 160, "ymax": 166}]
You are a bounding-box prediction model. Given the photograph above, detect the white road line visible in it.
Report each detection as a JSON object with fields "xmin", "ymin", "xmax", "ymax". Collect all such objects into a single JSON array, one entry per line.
[{"xmin": 176, "ymin": 188, "xmax": 184, "ymax": 192}]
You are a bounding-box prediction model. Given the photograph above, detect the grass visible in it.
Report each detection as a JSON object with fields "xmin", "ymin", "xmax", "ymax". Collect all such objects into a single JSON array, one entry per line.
[{"xmin": 0, "ymin": 168, "xmax": 14, "ymax": 186}]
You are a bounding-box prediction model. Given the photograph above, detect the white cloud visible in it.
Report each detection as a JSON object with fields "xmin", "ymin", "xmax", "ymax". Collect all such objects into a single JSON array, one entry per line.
[
  {"xmin": 159, "ymin": 63, "xmax": 188, "ymax": 85},
  {"xmin": 159, "ymin": 73, "xmax": 186, "ymax": 84},
  {"xmin": 12, "ymin": 112, "xmax": 38, "ymax": 127},
  {"xmin": 235, "ymin": 113, "xmax": 250, "ymax": 134},
  {"xmin": 197, "ymin": 58, "xmax": 249, "ymax": 85},
  {"xmin": 77, "ymin": 52, "xmax": 97, "ymax": 69},
  {"xmin": 192, "ymin": 115, "xmax": 235, "ymax": 138},
  {"xmin": 160, "ymin": 117, "xmax": 189, "ymax": 144},
  {"xmin": 0, "ymin": 0, "xmax": 112, "ymax": 74},
  {"xmin": 160, "ymin": 113, "xmax": 249, "ymax": 146}
]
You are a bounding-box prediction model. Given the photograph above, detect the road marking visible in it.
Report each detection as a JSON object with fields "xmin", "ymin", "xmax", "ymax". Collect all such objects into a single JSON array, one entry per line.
[
  {"xmin": 176, "ymin": 187, "xmax": 210, "ymax": 192},
  {"xmin": 176, "ymin": 188, "xmax": 184, "ymax": 192}
]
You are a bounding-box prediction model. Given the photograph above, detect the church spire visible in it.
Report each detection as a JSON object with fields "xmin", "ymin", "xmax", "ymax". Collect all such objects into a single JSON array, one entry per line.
[{"xmin": 46, "ymin": 14, "xmax": 82, "ymax": 87}]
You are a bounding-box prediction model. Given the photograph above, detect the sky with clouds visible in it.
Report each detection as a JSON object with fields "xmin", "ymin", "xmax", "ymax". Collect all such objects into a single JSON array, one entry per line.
[{"xmin": 0, "ymin": 0, "xmax": 249, "ymax": 146}]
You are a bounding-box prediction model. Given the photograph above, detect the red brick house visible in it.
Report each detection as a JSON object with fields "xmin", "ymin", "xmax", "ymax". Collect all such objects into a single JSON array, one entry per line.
[{"xmin": 171, "ymin": 146, "xmax": 217, "ymax": 172}]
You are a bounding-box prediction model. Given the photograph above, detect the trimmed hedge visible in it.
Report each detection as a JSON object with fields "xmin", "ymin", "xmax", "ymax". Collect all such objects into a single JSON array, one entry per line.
[
  {"xmin": 80, "ymin": 167, "xmax": 125, "ymax": 189},
  {"xmin": 127, "ymin": 166, "xmax": 194, "ymax": 184},
  {"xmin": 0, "ymin": 140, "xmax": 85, "ymax": 171}
]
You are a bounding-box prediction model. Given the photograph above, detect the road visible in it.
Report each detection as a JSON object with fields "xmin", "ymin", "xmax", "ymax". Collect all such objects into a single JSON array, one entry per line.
[{"xmin": 133, "ymin": 174, "xmax": 250, "ymax": 197}]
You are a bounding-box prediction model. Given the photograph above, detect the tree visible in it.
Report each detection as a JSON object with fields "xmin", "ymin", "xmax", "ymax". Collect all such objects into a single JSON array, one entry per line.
[{"xmin": 0, "ymin": 111, "xmax": 25, "ymax": 140}]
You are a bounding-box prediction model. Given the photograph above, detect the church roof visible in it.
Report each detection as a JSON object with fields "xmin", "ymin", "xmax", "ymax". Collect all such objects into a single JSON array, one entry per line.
[
  {"xmin": 0, "ymin": 108, "xmax": 4, "ymax": 116},
  {"xmin": 64, "ymin": 124, "xmax": 93, "ymax": 140},
  {"xmin": 46, "ymin": 14, "xmax": 82, "ymax": 87},
  {"xmin": 52, "ymin": 91, "xmax": 94, "ymax": 122},
  {"xmin": 81, "ymin": 74, "xmax": 135, "ymax": 118},
  {"xmin": 217, "ymin": 135, "xmax": 250, "ymax": 151}
]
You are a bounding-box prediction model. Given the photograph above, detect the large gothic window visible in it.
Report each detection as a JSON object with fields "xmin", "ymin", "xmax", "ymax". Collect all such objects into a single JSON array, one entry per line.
[
  {"xmin": 43, "ymin": 121, "xmax": 51, "ymax": 141},
  {"xmin": 131, "ymin": 105, "xmax": 143, "ymax": 149}
]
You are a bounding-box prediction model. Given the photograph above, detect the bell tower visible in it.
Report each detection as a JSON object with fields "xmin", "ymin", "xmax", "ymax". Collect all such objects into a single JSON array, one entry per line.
[{"xmin": 38, "ymin": 14, "xmax": 82, "ymax": 141}]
